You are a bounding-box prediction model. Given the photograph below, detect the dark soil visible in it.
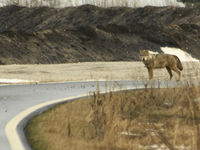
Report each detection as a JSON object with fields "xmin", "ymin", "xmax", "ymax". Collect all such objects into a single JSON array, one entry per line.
[{"xmin": 0, "ymin": 5, "xmax": 200, "ymax": 64}]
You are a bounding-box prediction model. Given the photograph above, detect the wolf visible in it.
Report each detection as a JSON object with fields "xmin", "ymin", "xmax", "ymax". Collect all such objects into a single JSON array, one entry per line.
[{"xmin": 140, "ymin": 50, "xmax": 183, "ymax": 81}]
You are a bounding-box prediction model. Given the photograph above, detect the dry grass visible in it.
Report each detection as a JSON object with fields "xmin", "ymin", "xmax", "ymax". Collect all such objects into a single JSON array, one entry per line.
[
  {"xmin": 0, "ymin": 61, "xmax": 199, "ymax": 83},
  {"xmin": 26, "ymin": 85, "xmax": 200, "ymax": 150}
]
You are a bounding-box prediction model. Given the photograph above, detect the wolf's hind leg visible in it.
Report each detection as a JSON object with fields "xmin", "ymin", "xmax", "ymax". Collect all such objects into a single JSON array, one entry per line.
[
  {"xmin": 148, "ymin": 68, "xmax": 153, "ymax": 80},
  {"xmin": 171, "ymin": 67, "xmax": 181, "ymax": 81},
  {"xmin": 166, "ymin": 66, "xmax": 173, "ymax": 80}
]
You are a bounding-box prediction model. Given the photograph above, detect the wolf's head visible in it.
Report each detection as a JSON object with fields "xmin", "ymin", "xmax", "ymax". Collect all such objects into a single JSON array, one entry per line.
[{"xmin": 140, "ymin": 50, "xmax": 150, "ymax": 62}]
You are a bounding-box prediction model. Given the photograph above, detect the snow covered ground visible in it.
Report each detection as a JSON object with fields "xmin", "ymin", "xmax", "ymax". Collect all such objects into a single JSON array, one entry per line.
[
  {"xmin": 0, "ymin": 2, "xmax": 4, "ymax": 7},
  {"xmin": 161, "ymin": 47, "xmax": 199, "ymax": 62},
  {"xmin": 0, "ymin": 0, "xmax": 185, "ymax": 8},
  {"xmin": 58, "ymin": 0, "xmax": 185, "ymax": 8},
  {"xmin": 0, "ymin": 0, "xmax": 10, "ymax": 7},
  {"xmin": 0, "ymin": 79, "xmax": 37, "ymax": 84},
  {"xmin": 149, "ymin": 47, "xmax": 199, "ymax": 62}
]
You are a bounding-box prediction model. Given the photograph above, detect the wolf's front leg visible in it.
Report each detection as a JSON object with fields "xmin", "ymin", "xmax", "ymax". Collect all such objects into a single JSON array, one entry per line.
[
  {"xmin": 166, "ymin": 66, "xmax": 173, "ymax": 80},
  {"xmin": 148, "ymin": 68, "xmax": 153, "ymax": 80}
]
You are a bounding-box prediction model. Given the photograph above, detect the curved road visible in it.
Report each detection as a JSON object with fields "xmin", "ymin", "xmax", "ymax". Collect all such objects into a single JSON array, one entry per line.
[
  {"xmin": 1, "ymin": 80, "xmax": 147, "ymax": 150},
  {"xmin": 0, "ymin": 80, "xmax": 193, "ymax": 150}
]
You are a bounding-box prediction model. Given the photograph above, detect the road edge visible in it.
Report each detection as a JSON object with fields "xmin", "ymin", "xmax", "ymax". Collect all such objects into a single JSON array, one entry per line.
[
  {"xmin": 5, "ymin": 94, "xmax": 89, "ymax": 150},
  {"xmin": 5, "ymin": 86, "xmax": 139, "ymax": 150}
]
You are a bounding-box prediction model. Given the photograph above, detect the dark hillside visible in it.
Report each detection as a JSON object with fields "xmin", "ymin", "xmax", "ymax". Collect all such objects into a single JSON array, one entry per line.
[{"xmin": 0, "ymin": 5, "xmax": 200, "ymax": 64}]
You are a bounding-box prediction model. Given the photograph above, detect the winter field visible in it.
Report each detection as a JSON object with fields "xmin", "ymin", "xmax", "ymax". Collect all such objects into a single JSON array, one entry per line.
[{"xmin": 0, "ymin": 47, "xmax": 199, "ymax": 84}]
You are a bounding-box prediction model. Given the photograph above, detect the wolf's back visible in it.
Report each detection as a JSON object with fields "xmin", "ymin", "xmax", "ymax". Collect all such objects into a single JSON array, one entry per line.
[{"xmin": 174, "ymin": 55, "xmax": 183, "ymax": 71}]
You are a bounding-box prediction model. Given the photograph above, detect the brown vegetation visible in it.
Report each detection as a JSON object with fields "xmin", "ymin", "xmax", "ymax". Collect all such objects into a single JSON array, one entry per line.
[{"xmin": 26, "ymin": 85, "xmax": 200, "ymax": 150}]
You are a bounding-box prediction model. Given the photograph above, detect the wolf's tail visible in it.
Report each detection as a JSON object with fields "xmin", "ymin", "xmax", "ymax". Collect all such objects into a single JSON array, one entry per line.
[{"xmin": 174, "ymin": 55, "xmax": 183, "ymax": 71}]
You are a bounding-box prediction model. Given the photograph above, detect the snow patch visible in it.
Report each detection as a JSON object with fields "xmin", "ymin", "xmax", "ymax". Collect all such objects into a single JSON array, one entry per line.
[
  {"xmin": 0, "ymin": 2, "xmax": 4, "ymax": 7},
  {"xmin": 0, "ymin": 79, "xmax": 37, "ymax": 84},
  {"xmin": 161, "ymin": 47, "xmax": 199, "ymax": 62},
  {"xmin": 0, "ymin": 0, "xmax": 185, "ymax": 8},
  {"xmin": 149, "ymin": 50, "xmax": 159, "ymax": 54}
]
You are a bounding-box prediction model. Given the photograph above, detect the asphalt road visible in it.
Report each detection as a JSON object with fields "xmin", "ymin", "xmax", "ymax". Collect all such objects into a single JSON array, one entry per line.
[{"xmin": 1, "ymin": 80, "xmax": 146, "ymax": 150}]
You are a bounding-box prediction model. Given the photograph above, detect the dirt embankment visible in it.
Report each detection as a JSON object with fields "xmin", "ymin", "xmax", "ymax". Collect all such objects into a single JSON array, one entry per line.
[{"xmin": 0, "ymin": 5, "xmax": 200, "ymax": 64}]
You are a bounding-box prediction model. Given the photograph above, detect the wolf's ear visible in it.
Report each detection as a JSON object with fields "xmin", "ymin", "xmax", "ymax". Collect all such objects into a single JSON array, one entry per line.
[{"xmin": 140, "ymin": 49, "xmax": 145, "ymax": 53}]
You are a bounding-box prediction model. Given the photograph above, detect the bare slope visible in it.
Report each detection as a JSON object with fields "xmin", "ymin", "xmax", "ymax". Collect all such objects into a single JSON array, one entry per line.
[{"xmin": 0, "ymin": 5, "xmax": 200, "ymax": 64}]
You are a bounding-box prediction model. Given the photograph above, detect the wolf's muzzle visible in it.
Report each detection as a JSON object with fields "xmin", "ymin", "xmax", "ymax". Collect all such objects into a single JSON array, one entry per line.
[{"xmin": 140, "ymin": 56, "xmax": 146, "ymax": 61}]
